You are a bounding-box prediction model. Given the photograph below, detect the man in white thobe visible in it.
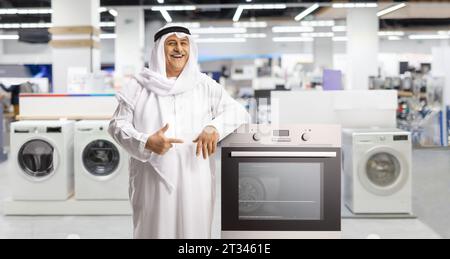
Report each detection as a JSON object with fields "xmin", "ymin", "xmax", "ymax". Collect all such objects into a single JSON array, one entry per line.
[{"xmin": 108, "ymin": 25, "xmax": 250, "ymax": 239}]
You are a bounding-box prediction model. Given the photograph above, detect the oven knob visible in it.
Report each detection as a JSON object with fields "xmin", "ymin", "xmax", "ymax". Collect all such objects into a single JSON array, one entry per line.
[
  {"xmin": 253, "ymin": 133, "xmax": 261, "ymax": 141},
  {"xmin": 301, "ymin": 133, "xmax": 311, "ymax": 141}
]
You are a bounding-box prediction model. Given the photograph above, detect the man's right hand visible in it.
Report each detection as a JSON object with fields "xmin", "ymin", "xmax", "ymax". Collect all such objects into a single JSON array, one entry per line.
[{"xmin": 145, "ymin": 123, "xmax": 184, "ymax": 155}]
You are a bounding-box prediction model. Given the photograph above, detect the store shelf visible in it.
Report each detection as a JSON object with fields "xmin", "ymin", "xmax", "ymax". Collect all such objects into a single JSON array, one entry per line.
[
  {"xmin": 3, "ymin": 197, "xmax": 132, "ymax": 216},
  {"xmin": 397, "ymin": 91, "xmax": 427, "ymax": 98}
]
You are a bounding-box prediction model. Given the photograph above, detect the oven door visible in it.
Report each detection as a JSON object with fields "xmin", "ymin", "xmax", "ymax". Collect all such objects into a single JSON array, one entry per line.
[{"xmin": 222, "ymin": 147, "xmax": 341, "ymax": 232}]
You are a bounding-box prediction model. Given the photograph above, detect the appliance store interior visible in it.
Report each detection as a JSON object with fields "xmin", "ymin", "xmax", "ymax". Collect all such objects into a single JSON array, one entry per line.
[{"xmin": 1, "ymin": 0, "xmax": 450, "ymax": 240}]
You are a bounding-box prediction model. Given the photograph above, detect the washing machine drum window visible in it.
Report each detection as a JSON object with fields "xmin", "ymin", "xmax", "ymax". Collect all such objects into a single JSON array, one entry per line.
[
  {"xmin": 83, "ymin": 140, "xmax": 120, "ymax": 177},
  {"xmin": 366, "ymin": 152, "xmax": 401, "ymax": 187},
  {"xmin": 18, "ymin": 140, "xmax": 54, "ymax": 178}
]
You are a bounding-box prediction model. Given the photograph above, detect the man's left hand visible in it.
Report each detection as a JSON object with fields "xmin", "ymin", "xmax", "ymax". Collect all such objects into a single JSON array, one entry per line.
[{"xmin": 193, "ymin": 126, "xmax": 219, "ymax": 159}]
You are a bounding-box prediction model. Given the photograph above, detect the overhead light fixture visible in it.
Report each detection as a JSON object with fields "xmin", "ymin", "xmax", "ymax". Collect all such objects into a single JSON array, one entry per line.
[
  {"xmin": 98, "ymin": 7, "xmax": 108, "ymax": 13},
  {"xmin": 387, "ymin": 36, "xmax": 402, "ymax": 41},
  {"xmin": 233, "ymin": 21, "xmax": 268, "ymax": 28},
  {"xmin": 409, "ymin": 34, "xmax": 450, "ymax": 40},
  {"xmin": 0, "ymin": 23, "xmax": 52, "ymax": 29},
  {"xmin": 100, "ymin": 34, "xmax": 117, "ymax": 39},
  {"xmin": 190, "ymin": 27, "xmax": 246, "ymax": 34},
  {"xmin": 159, "ymin": 10, "xmax": 172, "ymax": 23},
  {"xmin": 234, "ymin": 33, "xmax": 267, "ymax": 39},
  {"xmin": 273, "ymin": 37, "xmax": 314, "ymax": 42},
  {"xmin": 332, "ymin": 3, "xmax": 378, "ymax": 8},
  {"xmin": 272, "ymin": 26, "xmax": 314, "ymax": 33},
  {"xmin": 300, "ymin": 20, "xmax": 334, "ymax": 27},
  {"xmin": 0, "ymin": 8, "xmax": 53, "ymax": 15},
  {"xmin": 377, "ymin": 3, "xmax": 406, "ymax": 17},
  {"xmin": 295, "ymin": 3, "xmax": 320, "ymax": 21},
  {"xmin": 332, "ymin": 26, "xmax": 346, "ymax": 32},
  {"xmin": 157, "ymin": 0, "xmax": 164, "ymax": 3},
  {"xmin": 108, "ymin": 9, "xmax": 118, "ymax": 17},
  {"xmin": 0, "ymin": 34, "xmax": 19, "ymax": 40},
  {"xmin": 301, "ymin": 32, "xmax": 334, "ymax": 38},
  {"xmin": 378, "ymin": 31, "xmax": 405, "ymax": 36},
  {"xmin": 332, "ymin": 36, "xmax": 347, "ymax": 42},
  {"xmin": 151, "ymin": 6, "xmax": 196, "ymax": 11},
  {"xmin": 233, "ymin": 4, "xmax": 287, "ymax": 22},
  {"xmin": 196, "ymin": 38, "xmax": 247, "ymax": 43},
  {"xmin": 99, "ymin": 22, "xmax": 116, "ymax": 27}
]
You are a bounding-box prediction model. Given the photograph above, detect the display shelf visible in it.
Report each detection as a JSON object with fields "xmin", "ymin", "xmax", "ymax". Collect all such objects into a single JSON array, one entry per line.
[{"xmin": 3, "ymin": 197, "xmax": 132, "ymax": 216}]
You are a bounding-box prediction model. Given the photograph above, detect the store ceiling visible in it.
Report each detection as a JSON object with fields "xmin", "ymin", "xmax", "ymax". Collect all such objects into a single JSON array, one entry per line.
[{"xmin": 0, "ymin": 0, "xmax": 449, "ymax": 30}]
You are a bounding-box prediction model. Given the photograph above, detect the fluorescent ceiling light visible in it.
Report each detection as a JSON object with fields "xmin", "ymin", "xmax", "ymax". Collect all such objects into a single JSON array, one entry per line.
[
  {"xmin": 377, "ymin": 3, "xmax": 407, "ymax": 17},
  {"xmin": 159, "ymin": 10, "xmax": 172, "ymax": 23},
  {"xmin": 378, "ymin": 31, "xmax": 405, "ymax": 36},
  {"xmin": 233, "ymin": 21, "xmax": 267, "ymax": 28},
  {"xmin": 332, "ymin": 26, "xmax": 346, "ymax": 32},
  {"xmin": 272, "ymin": 26, "xmax": 314, "ymax": 33},
  {"xmin": 0, "ymin": 34, "xmax": 19, "ymax": 40},
  {"xmin": 233, "ymin": 7, "xmax": 244, "ymax": 22},
  {"xmin": 300, "ymin": 20, "xmax": 334, "ymax": 27},
  {"xmin": 233, "ymin": 4, "xmax": 286, "ymax": 22},
  {"xmin": 332, "ymin": 36, "xmax": 347, "ymax": 42},
  {"xmin": 234, "ymin": 33, "xmax": 267, "ymax": 39},
  {"xmin": 100, "ymin": 34, "xmax": 117, "ymax": 39},
  {"xmin": 409, "ymin": 34, "xmax": 450, "ymax": 40},
  {"xmin": 388, "ymin": 36, "xmax": 402, "ymax": 41},
  {"xmin": 98, "ymin": 7, "xmax": 108, "ymax": 13},
  {"xmin": 108, "ymin": 9, "xmax": 118, "ymax": 17},
  {"xmin": 295, "ymin": 3, "xmax": 319, "ymax": 21},
  {"xmin": 167, "ymin": 22, "xmax": 201, "ymax": 28},
  {"xmin": 151, "ymin": 6, "xmax": 196, "ymax": 11},
  {"xmin": 191, "ymin": 27, "xmax": 246, "ymax": 34},
  {"xmin": 0, "ymin": 23, "xmax": 52, "ymax": 29},
  {"xmin": 196, "ymin": 38, "xmax": 246, "ymax": 43},
  {"xmin": 301, "ymin": 32, "xmax": 334, "ymax": 38},
  {"xmin": 157, "ymin": 0, "xmax": 164, "ymax": 3},
  {"xmin": 333, "ymin": 3, "xmax": 378, "ymax": 8},
  {"xmin": 100, "ymin": 22, "xmax": 116, "ymax": 27},
  {"xmin": 0, "ymin": 8, "xmax": 53, "ymax": 15},
  {"xmin": 273, "ymin": 37, "xmax": 314, "ymax": 42}
]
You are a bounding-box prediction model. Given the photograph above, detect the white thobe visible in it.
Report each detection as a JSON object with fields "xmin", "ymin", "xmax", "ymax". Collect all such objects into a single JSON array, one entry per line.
[{"xmin": 108, "ymin": 73, "xmax": 249, "ymax": 239}]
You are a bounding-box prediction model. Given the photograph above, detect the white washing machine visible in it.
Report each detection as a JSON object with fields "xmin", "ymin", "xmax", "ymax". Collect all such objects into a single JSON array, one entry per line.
[
  {"xmin": 10, "ymin": 120, "xmax": 75, "ymax": 200},
  {"xmin": 74, "ymin": 120, "xmax": 129, "ymax": 200},
  {"xmin": 343, "ymin": 129, "xmax": 412, "ymax": 214}
]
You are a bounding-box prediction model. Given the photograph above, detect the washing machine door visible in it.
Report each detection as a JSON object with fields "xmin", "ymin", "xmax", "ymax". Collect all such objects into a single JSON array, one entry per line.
[
  {"xmin": 18, "ymin": 139, "xmax": 55, "ymax": 179},
  {"xmin": 82, "ymin": 139, "xmax": 120, "ymax": 177},
  {"xmin": 358, "ymin": 146, "xmax": 409, "ymax": 196}
]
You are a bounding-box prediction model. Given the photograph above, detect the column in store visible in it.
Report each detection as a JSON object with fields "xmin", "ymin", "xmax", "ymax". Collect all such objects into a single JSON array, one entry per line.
[{"xmin": 50, "ymin": 0, "xmax": 101, "ymax": 93}]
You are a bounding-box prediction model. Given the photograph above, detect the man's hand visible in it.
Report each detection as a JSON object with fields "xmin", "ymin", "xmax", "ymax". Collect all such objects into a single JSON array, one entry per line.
[
  {"xmin": 193, "ymin": 126, "xmax": 219, "ymax": 159},
  {"xmin": 145, "ymin": 123, "xmax": 184, "ymax": 155}
]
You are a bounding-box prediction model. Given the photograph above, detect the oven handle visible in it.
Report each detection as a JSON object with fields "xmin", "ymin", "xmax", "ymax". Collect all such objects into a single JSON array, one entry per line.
[{"xmin": 230, "ymin": 151, "xmax": 337, "ymax": 158}]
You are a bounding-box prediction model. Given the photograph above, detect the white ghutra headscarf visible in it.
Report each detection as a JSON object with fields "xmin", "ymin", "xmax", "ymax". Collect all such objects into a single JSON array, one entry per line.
[{"xmin": 134, "ymin": 25, "xmax": 202, "ymax": 96}]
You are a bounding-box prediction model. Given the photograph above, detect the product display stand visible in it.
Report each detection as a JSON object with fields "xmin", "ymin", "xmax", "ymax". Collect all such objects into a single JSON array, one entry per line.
[{"xmin": 3, "ymin": 197, "xmax": 132, "ymax": 216}]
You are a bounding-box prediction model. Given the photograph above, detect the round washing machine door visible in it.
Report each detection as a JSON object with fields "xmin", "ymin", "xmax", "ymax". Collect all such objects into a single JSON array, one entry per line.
[
  {"xmin": 358, "ymin": 146, "xmax": 409, "ymax": 196},
  {"xmin": 18, "ymin": 139, "xmax": 56, "ymax": 180},
  {"xmin": 82, "ymin": 139, "xmax": 120, "ymax": 178}
]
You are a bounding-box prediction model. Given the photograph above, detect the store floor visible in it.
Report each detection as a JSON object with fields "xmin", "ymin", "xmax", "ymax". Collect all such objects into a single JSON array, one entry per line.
[{"xmin": 0, "ymin": 149, "xmax": 448, "ymax": 239}]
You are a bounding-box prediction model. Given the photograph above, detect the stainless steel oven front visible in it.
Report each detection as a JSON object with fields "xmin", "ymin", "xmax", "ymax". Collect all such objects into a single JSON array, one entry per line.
[{"xmin": 221, "ymin": 124, "xmax": 342, "ymax": 239}]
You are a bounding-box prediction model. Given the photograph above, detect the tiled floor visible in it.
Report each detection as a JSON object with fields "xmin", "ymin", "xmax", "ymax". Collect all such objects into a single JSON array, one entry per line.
[{"xmin": 0, "ymin": 149, "xmax": 448, "ymax": 239}]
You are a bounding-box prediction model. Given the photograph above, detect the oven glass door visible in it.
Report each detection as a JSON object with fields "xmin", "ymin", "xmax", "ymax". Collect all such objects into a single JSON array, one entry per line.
[
  {"xmin": 239, "ymin": 162, "xmax": 322, "ymax": 221},
  {"xmin": 222, "ymin": 147, "xmax": 341, "ymax": 232}
]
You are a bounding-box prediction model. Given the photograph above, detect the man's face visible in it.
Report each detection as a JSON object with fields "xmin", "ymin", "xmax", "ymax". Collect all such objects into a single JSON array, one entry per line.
[{"xmin": 164, "ymin": 34, "xmax": 190, "ymax": 76}]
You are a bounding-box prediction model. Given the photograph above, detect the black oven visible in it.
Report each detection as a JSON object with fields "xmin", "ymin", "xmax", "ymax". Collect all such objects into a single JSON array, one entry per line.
[{"xmin": 221, "ymin": 124, "xmax": 341, "ymax": 238}]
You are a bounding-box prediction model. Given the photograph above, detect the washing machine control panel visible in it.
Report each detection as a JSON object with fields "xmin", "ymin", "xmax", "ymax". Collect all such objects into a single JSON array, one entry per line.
[{"xmin": 223, "ymin": 124, "xmax": 341, "ymax": 148}]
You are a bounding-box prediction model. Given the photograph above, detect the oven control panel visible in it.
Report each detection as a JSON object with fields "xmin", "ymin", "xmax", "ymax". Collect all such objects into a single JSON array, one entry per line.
[{"xmin": 222, "ymin": 124, "xmax": 341, "ymax": 147}]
